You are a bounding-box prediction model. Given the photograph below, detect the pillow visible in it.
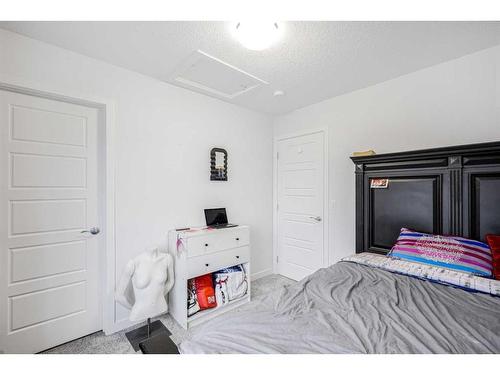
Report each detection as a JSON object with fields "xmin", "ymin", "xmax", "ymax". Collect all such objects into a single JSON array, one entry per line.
[
  {"xmin": 485, "ymin": 235, "xmax": 500, "ymax": 280},
  {"xmin": 389, "ymin": 228, "xmax": 493, "ymax": 277}
]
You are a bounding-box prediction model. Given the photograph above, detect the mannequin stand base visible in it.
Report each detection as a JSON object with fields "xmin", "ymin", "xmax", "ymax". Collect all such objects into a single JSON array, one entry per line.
[
  {"xmin": 139, "ymin": 333, "xmax": 179, "ymax": 354},
  {"xmin": 125, "ymin": 319, "xmax": 172, "ymax": 352}
]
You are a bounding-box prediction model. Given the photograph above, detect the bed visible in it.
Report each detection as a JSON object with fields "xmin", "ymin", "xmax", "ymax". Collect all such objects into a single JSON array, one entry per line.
[
  {"xmin": 179, "ymin": 141, "xmax": 500, "ymax": 354},
  {"xmin": 180, "ymin": 256, "xmax": 500, "ymax": 353}
]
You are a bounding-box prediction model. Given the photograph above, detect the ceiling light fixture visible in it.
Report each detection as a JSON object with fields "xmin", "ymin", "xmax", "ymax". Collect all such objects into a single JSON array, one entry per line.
[{"xmin": 231, "ymin": 22, "xmax": 284, "ymax": 51}]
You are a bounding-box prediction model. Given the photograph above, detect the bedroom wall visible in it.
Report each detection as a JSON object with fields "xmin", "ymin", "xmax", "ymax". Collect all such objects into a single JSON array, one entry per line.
[
  {"xmin": 0, "ymin": 29, "xmax": 274, "ymax": 331},
  {"xmin": 274, "ymin": 44, "xmax": 500, "ymax": 265}
]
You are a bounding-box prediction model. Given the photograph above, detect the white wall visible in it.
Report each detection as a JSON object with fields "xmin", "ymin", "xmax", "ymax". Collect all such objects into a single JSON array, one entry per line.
[
  {"xmin": 274, "ymin": 44, "xmax": 500, "ymax": 264},
  {"xmin": 0, "ymin": 29, "xmax": 274, "ymax": 331}
]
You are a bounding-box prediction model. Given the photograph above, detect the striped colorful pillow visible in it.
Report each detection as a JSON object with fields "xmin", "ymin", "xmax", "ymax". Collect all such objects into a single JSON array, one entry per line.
[{"xmin": 388, "ymin": 228, "xmax": 493, "ymax": 277}]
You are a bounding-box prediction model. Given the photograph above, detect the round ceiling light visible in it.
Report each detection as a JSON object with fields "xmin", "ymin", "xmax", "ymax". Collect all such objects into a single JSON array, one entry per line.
[{"xmin": 232, "ymin": 22, "xmax": 284, "ymax": 51}]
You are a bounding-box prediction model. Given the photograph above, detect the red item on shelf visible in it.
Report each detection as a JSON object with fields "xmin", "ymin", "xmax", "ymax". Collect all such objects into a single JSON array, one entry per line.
[{"xmin": 193, "ymin": 274, "xmax": 217, "ymax": 310}]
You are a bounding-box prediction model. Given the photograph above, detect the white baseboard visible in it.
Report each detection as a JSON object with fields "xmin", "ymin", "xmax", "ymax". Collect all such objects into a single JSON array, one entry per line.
[{"xmin": 251, "ymin": 268, "xmax": 273, "ymax": 281}]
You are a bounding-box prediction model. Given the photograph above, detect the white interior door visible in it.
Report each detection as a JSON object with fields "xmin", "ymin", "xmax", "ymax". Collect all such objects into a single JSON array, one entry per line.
[
  {"xmin": 0, "ymin": 90, "xmax": 101, "ymax": 353},
  {"xmin": 277, "ymin": 131, "xmax": 326, "ymax": 281}
]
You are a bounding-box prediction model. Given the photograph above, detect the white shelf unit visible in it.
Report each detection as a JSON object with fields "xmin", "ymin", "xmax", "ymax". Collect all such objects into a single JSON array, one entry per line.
[{"xmin": 168, "ymin": 225, "xmax": 251, "ymax": 329}]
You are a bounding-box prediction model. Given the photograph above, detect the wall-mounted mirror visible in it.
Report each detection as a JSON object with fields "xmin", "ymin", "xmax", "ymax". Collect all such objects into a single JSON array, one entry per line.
[{"xmin": 210, "ymin": 148, "xmax": 228, "ymax": 181}]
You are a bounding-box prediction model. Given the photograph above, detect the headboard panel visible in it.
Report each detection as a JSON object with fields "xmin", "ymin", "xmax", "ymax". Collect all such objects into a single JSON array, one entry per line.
[{"xmin": 351, "ymin": 141, "xmax": 500, "ymax": 254}]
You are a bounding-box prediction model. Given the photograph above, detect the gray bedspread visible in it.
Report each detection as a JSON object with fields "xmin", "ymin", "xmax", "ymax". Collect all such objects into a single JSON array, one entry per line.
[{"xmin": 179, "ymin": 262, "xmax": 500, "ymax": 353}]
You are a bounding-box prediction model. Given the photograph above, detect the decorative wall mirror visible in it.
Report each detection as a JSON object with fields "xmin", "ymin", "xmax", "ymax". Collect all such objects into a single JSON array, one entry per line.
[{"xmin": 210, "ymin": 148, "xmax": 228, "ymax": 181}]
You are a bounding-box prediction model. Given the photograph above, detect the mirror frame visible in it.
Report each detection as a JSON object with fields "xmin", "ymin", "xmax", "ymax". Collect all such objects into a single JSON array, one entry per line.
[{"xmin": 210, "ymin": 147, "xmax": 228, "ymax": 181}]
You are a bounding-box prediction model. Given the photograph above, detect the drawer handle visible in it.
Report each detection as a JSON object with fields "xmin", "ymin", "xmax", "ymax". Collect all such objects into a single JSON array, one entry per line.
[
  {"xmin": 236, "ymin": 255, "xmax": 240, "ymax": 259},
  {"xmin": 236, "ymin": 238, "xmax": 240, "ymax": 241},
  {"xmin": 205, "ymin": 243, "xmax": 208, "ymax": 247},
  {"xmin": 205, "ymin": 263, "xmax": 209, "ymax": 267}
]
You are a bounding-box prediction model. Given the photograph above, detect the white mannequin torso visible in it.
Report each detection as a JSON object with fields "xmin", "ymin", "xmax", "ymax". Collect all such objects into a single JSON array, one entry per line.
[{"xmin": 116, "ymin": 249, "xmax": 174, "ymax": 322}]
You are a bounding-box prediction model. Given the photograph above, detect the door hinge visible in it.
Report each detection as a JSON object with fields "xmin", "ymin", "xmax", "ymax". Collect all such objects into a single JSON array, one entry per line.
[
  {"xmin": 276, "ymin": 256, "xmax": 279, "ymax": 263},
  {"xmin": 276, "ymin": 203, "xmax": 279, "ymax": 211},
  {"xmin": 277, "ymin": 152, "xmax": 279, "ymax": 160}
]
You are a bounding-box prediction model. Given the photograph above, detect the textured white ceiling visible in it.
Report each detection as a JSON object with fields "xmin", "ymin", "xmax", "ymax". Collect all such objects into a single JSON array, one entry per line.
[{"xmin": 1, "ymin": 21, "xmax": 500, "ymax": 115}]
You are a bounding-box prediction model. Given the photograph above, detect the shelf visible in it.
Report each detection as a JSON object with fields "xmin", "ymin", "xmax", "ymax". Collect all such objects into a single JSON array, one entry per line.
[{"xmin": 187, "ymin": 294, "xmax": 250, "ymax": 327}]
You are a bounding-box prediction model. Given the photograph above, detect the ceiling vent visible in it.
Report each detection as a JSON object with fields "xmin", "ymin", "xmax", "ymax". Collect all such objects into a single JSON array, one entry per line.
[{"xmin": 170, "ymin": 50, "xmax": 268, "ymax": 99}]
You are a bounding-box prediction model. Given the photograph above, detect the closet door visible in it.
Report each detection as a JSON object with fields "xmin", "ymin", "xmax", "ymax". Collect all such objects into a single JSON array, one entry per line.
[
  {"xmin": 276, "ymin": 131, "xmax": 327, "ymax": 281},
  {"xmin": 0, "ymin": 90, "xmax": 101, "ymax": 353}
]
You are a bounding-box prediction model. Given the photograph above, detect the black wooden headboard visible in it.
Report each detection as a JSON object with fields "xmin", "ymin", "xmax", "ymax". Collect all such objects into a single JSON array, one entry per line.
[{"xmin": 351, "ymin": 141, "xmax": 500, "ymax": 255}]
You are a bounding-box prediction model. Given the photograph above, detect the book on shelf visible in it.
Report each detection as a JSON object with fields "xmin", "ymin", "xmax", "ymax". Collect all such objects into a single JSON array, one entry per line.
[{"xmin": 352, "ymin": 150, "xmax": 376, "ymax": 157}]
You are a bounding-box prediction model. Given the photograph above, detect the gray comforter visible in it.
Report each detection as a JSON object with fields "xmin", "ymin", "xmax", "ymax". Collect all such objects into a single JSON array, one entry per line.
[{"xmin": 179, "ymin": 262, "xmax": 500, "ymax": 353}]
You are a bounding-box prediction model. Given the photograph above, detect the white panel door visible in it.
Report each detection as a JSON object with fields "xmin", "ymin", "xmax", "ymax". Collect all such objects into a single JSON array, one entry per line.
[
  {"xmin": 0, "ymin": 90, "xmax": 101, "ymax": 353},
  {"xmin": 277, "ymin": 132, "xmax": 325, "ymax": 281}
]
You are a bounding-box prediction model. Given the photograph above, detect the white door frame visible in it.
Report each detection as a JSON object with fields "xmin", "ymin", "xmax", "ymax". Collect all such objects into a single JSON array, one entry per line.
[
  {"xmin": 273, "ymin": 128, "xmax": 329, "ymax": 275},
  {"xmin": 0, "ymin": 75, "xmax": 118, "ymax": 336}
]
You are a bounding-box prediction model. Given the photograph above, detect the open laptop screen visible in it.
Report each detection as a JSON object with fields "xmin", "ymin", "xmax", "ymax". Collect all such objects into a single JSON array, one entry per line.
[{"xmin": 204, "ymin": 208, "xmax": 228, "ymax": 227}]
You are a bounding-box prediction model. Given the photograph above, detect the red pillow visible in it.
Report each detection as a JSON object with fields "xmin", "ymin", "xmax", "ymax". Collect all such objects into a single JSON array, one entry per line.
[
  {"xmin": 485, "ymin": 234, "xmax": 500, "ymax": 280},
  {"xmin": 193, "ymin": 274, "xmax": 217, "ymax": 310}
]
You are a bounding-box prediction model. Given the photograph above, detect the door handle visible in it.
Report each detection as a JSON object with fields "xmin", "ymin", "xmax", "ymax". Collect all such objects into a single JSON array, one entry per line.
[
  {"xmin": 309, "ymin": 216, "xmax": 322, "ymax": 222},
  {"xmin": 81, "ymin": 227, "xmax": 100, "ymax": 235}
]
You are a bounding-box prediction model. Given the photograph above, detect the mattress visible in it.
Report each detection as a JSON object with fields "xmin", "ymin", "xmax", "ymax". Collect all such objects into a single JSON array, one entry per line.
[{"xmin": 179, "ymin": 258, "xmax": 500, "ymax": 354}]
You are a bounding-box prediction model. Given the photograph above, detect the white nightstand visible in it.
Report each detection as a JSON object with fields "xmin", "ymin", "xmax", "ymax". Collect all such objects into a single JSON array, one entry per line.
[{"xmin": 168, "ymin": 225, "xmax": 251, "ymax": 329}]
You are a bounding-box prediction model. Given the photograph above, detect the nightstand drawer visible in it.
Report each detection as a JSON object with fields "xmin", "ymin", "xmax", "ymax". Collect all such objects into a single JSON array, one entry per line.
[
  {"xmin": 186, "ymin": 227, "xmax": 250, "ymax": 257},
  {"xmin": 186, "ymin": 236, "xmax": 213, "ymax": 257},
  {"xmin": 187, "ymin": 246, "xmax": 250, "ymax": 278},
  {"xmin": 208, "ymin": 227, "xmax": 250, "ymax": 254}
]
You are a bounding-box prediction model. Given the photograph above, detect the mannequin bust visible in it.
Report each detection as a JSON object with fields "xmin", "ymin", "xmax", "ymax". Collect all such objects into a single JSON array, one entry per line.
[{"xmin": 116, "ymin": 248, "xmax": 174, "ymax": 322}]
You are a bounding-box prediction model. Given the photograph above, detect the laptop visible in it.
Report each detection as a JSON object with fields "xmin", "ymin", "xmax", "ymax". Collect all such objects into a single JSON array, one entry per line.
[{"xmin": 204, "ymin": 208, "xmax": 238, "ymax": 229}]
